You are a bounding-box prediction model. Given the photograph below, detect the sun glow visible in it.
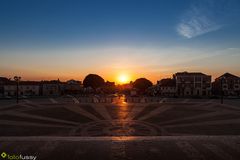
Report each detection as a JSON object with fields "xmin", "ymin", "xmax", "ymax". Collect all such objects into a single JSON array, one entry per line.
[{"xmin": 117, "ymin": 74, "xmax": 130, "ymax": 84}]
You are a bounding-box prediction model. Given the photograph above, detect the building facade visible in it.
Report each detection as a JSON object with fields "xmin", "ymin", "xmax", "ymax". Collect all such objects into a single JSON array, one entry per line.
[
  {"xmin": 4, "ymin": 81, "xmax": 40, "ymax": 96},
  {"xmin": 63, "ymin": 79, "xmax": 83, "ymax": 94},
  {"xmin": 40, "ymin": 80, "xmax": 61, "ymax": 96},
  {"xmin": 212, "ymin": 73, "xmax": 240, "ymax": 97},
  {"xmin": 174, "ymin": 72, "xmax": 212, "ymax": 97},
  {"xmin": 157, "ymin": 78, "xmax": 176, "ymax": 97},
  {"xmin": 0, "ymin": 77, "xmax": 10, "ymax": 97}
]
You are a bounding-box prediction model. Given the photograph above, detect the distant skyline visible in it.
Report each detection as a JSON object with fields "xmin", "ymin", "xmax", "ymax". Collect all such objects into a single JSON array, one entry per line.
[{"xmin": 1, "ymin": 0, "xmax": 240, "ymax": 83}]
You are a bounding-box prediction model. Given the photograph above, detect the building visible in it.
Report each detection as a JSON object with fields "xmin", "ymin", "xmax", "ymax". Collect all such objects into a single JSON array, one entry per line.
[
  {"xmin": 4, "ymin": 81, "xmax": 40, "ymax": 96},
  {"xmin": 0, "ymin": 77, "xmax": 10, "ymax": 97},
  {"xmin": 157, "ymin": 78, "xmax": 176, "ymax": 97},
  {"xmin": 40, "ymin": 80, "xmax": 61, "ymax": 96},
  {"xmin": 212, "ymin": 73, "xmax": 240, "ymax": 97},
  {"xmin": 174, "ymin": 72, "xmax": 212, "ymax": 97},
  {"xmin": 63, "ymin": 79, "xmax": 83, "ymax": 94}
]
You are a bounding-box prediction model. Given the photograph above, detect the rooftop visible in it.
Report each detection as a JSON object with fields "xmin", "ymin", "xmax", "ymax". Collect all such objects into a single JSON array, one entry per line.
[{"xmin": 175, "ymin": 72, "xmax": 209, "ymax": 76}]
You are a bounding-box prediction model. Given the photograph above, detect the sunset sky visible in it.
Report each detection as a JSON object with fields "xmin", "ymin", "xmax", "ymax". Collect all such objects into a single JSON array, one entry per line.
[{"xmin": 0, "ymin": 0, "xmax": 240, "ymax": 83}]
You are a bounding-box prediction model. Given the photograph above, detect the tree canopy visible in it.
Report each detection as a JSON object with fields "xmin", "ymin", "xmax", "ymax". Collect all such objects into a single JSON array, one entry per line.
[
  {"xmin": 83, "ymin": 74, "xmax": 105, "ymax": 89},
  {"xmin": 133, "ymin": 78, "xmax": 153, "ymax": 92}
]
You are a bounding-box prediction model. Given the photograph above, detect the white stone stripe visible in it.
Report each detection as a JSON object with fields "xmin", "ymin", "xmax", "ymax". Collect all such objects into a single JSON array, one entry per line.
[
  {"xmin": 138, "ymin": 105, "xmax": 172, "ymax": 121},
  {"xmin": 67, "ymin": 95, "xmax": 80, "ymax": 104},
  {"xmin": 203, "ymin": 143, "xmax": 236, "ymax": 160},
  {"xmin": 158, "ymin": 111, "xmax": 232, "ymax": 126},
  {"xmin": 0, "ymin": 104, "xmax": 22, "ymax": 110},
  {"xmin": 92, "ymin": 104, "xmax": 112, "ymax": 120},
  {"xmin": 13, "ymin": 104, "xmax": 61, "ymax": 112},
  {"xmin": 18, "ymin": 101, "xmax": 44, "ymax": 108},
  {"xmin": 0, "ymin": 120, "xmax": 73, "ymax": 128},
  {"xmin": 49, "ymin": 98, "xmax": 58, "ymax": 104},
  {"xmin": 176, "ymin": 141, "xmax": 206, "ymax": 160},
  {"xmin": 64, "ymin": 105, "xmax": 100, "ymax": 121},
  {"xmin": 23, "ymin": 99, "xmax": 32, "ymax": 103},
  {"xmin": 164, "ymin": 118, "xmax": 240, "ymax": 128},
  {"xmin": 159, "ymin": 98, "xmax": 167, "ymax": 103},
  {"xmin": 0, "ymin": 104, "xmax": 30, "ymax": 114},
  {"xmin": 125, "ymin": 104, "xmax": 146, "ymax": 120},
  {"xmin": 6, "ymin": 112, "xmax": 79, "ymax": 125},
  {"xmin": 72, "ymin": 97, "xmax": 80, "ymax": 104}
]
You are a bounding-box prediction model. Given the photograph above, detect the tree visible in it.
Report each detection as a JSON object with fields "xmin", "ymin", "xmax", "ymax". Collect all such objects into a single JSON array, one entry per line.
[
  {"xmin": 133, "ymin": 78, "xmax": 153, "ymax": 93},
  {"xmin": 83, "ymin": 74, "xmax": 105, "ymax": 89}
]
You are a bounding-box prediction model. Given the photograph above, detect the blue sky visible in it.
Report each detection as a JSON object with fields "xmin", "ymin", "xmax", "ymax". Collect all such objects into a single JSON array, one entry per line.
[{"xmin": 0, "ymin": 0, "xmax": 240, "ymax": 82}]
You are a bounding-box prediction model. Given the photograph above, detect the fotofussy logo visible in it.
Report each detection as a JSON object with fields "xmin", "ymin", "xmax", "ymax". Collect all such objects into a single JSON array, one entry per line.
[
  {"xmin": 1, "ymin": 152, "xmax": 37, "ymax": 160},
  {"xmin": 1, "ymin": 152, "xmax": 7, "ymax": 158}
]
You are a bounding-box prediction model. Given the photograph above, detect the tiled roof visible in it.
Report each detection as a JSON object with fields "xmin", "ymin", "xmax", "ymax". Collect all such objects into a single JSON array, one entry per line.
[
  {"xmin": 216, "ymin": 72, "xmax": 240, "ymax": 80},
  {"xmin": 175, "ymin": 72, "xmax": 208, "ymax": 76}
]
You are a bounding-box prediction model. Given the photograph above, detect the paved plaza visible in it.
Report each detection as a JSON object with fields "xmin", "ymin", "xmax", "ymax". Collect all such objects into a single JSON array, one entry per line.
[{"xmin": 0, "ymin": 96, "xmax": 240, "ymax": 159}]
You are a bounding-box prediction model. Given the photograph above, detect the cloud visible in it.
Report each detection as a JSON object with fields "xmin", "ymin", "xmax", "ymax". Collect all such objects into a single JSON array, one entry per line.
[
  {"xmin": 177, "ymin": 0, "xmax": 226, "ymax": 38},
  {"xmin": 177, "ymin": 16, "xmax": 221, "ymax": 38}
]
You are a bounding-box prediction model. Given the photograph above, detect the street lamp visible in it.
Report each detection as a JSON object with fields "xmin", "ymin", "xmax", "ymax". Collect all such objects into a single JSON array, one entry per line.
[{"xmin": 14, "ymin": 76, "xmax": 21, "ymax": 104}]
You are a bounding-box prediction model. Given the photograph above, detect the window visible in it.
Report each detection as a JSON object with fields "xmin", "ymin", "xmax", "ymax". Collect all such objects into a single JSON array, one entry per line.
[
  {"xmin": 195, "ymin": 77, "xmax": 201, "ymax": 81},
  {"xmin": 195, "ymin": 83, "xmax": 201, "ymax": 88}
]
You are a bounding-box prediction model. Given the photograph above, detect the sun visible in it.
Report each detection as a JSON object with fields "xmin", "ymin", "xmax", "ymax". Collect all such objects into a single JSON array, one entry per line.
[{"xmin": 118, "ymin": 74, "xmax": 129, "ymax": 84}]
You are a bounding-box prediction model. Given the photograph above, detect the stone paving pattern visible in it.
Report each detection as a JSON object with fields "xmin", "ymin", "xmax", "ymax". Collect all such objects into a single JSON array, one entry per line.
[{"xmin": 0, "ymin": 97, "xmax": 240, "ymax": 159}]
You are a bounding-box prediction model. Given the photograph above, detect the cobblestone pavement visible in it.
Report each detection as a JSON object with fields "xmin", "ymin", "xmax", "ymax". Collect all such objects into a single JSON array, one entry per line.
[{"xmin": 0, "ymin": 97, "xmax": 240, "ymax": 159}]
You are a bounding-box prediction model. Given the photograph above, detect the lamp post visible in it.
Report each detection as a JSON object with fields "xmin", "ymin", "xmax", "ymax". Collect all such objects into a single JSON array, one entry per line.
[{"xmin": 14, "ymin": 76, "xmax": 21, "ymax": 104}]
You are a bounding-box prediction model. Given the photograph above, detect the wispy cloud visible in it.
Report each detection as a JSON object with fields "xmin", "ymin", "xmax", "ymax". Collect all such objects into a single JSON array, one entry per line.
[
  {"xmin": 177, "ymin": 15, "xmax": 221, "ymax": 38},
  {"xmin": 177, "ymin": 0, "xmax": 229, "ymax": 38}
]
